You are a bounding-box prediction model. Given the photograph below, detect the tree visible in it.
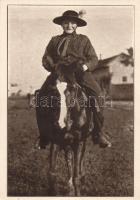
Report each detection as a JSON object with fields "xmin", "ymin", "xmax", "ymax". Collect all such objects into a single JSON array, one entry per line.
[{"xmin": 121, "ymin": 47, "xmax": 134, "ymax": 66}]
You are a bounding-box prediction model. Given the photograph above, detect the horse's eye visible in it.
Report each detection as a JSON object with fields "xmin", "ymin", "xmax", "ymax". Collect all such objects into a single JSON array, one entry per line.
[{"xmin": 64, "ymin": 90, "xmax": 70, "ymax": 96}]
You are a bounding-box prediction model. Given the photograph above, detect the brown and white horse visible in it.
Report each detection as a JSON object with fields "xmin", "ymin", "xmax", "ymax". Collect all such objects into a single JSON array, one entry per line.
[{"xmin": 47, "ymin": 64, "xmax": 94, "ymax": 196}]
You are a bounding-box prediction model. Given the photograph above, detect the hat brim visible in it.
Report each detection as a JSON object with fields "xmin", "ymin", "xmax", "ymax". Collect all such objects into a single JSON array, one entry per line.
[{"xmin": 53, "ymin": 16, "xmax": 87, "ymax": 27}]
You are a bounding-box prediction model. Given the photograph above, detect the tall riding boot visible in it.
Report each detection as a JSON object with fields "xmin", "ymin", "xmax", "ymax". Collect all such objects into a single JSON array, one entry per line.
[
  {"xmin": 92, "ymin": 108, "xmax": 111, "ymax": 148},
  {"xmin": 85, "ymin": 88, "xmax": 111, "ymax": 148}
]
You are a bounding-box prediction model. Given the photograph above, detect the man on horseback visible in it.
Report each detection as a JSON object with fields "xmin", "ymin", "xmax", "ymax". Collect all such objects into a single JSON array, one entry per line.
[{"xmin": 36, "ymin": 10, "xmax": 111, "ymax": 149}]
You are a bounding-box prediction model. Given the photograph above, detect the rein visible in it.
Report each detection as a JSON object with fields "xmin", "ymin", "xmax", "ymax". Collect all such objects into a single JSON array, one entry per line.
[{"xmin": 68, "ymin": 83, "xmax": 81, "ymax": 108}]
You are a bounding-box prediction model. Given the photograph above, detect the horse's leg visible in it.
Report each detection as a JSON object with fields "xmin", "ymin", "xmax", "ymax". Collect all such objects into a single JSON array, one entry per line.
[
  {"xmin": 79, "ymin": 140, "xmax": 86, "ymax": 178},
  {"xmin": 48, "ymin": 143, "xmax": 59, "ymax": 195},
  {"xmin": 73, "ymin": 142, "xmax": 85, "ymax": 196},
  {"xmin": 65, "ymin": 146, "xmax": 75, "ymax": 196}
]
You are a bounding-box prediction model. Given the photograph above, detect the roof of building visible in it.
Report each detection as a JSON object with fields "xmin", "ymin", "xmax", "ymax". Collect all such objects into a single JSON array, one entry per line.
[
  {"xmin": 98, "ymin": 53, "xmax": 133, "ymax": 68},
  {"xmin": 98, "ymin": 55, "xmax": 119, "ymax": 67}
]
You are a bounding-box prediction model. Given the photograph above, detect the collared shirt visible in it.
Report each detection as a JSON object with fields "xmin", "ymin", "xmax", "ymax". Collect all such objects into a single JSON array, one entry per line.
[{"xmin": 42, "ymin": 32, "xmax": 98, "ymax": 72}]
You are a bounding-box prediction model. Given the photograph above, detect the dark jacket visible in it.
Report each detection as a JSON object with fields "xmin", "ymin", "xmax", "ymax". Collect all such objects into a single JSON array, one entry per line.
[{"xmin": 42, "ymin": 32, "xmax": 101, "ymax": 95}]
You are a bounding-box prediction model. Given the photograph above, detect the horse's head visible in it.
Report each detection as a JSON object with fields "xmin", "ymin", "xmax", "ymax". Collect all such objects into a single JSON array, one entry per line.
[
  {"xmin": 55, "ymin": 62, "xmax": 77, "ymax": 85},
  {"xmin": 54, "ymin": 53, "xmax": 86, "ymax": 83}
]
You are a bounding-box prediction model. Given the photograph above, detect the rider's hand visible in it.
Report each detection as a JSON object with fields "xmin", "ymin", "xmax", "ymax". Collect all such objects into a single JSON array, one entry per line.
[
  {"xmin": 82, "ymin": 64, "xmax": 88, "ymax": 72},
  {"xmin": 57, "ymin": 57, "xmax": 72, "ymax": 66}
]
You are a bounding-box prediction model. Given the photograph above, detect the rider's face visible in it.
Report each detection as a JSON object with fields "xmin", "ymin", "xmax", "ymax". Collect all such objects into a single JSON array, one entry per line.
[{"xmin": 61, "ymin": 20, "xmax": 77, "ymax": 34}]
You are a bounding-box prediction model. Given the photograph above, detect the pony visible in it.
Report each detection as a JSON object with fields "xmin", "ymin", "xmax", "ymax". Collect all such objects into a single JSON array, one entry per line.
[{"xmin": 44, "ymin": 63, "xmax": 94, "ymax": 196}]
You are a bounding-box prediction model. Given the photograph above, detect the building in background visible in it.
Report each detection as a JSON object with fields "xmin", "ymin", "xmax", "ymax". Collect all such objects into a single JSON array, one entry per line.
[{"xmin": 98, "ymin": 47, "xmax": 134, "ymax": 100}]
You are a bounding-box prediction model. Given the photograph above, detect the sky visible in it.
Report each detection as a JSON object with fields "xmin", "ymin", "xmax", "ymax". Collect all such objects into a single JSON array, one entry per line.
[{"xmin": 8, "ymin": 5, "xmax": 134, "ymax": 94}]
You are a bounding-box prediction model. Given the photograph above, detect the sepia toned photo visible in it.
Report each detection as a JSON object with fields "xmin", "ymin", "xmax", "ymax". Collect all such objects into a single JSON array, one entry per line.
[{"xmin": 6, "ymin": 3, "xmax": 134, "ymax": 197}]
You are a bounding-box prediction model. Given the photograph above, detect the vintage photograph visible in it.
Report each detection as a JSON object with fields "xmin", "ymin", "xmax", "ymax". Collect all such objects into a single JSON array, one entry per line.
[{"xmin": 7, "ymin": 4, "xmax": 134, "ymax": 197}]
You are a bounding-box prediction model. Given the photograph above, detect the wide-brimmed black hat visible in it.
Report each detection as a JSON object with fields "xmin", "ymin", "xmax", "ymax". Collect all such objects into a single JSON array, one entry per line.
[{"xmin": 53, "ymin": 10, "xmax": 87, "ymax": 27}]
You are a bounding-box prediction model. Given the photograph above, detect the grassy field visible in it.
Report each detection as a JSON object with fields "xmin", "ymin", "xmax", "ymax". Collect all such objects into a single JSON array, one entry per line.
[{"xmin": 8, "ymin": 98, "xmax": 134, "ymax": 196}]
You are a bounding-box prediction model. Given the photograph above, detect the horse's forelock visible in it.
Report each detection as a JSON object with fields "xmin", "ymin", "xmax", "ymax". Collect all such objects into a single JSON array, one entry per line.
[{"xmin": 56, "ymin": 64, "xmax": 76, "ymax": 84}]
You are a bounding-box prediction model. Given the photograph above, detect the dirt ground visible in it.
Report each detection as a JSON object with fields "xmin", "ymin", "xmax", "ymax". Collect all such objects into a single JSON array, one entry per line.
[{"xmin": 8, "ymin": 98, "xmax": 134, "ymax": 196}]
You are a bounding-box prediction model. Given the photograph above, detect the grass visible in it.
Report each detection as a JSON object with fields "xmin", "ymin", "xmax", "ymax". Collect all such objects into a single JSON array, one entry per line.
[{"xmin": 8, "ymin": 98, "xmax": 134, "ymax": 196}]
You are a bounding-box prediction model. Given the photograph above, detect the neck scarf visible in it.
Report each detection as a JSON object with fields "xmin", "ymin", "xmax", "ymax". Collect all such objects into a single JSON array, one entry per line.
[
  {"xmin": 57, "ymin": 31, "xmax": 76, "ymax": 57},
  {"xmin": 57, "ymin": 36, "xmax": 71, "ymax": 57}
]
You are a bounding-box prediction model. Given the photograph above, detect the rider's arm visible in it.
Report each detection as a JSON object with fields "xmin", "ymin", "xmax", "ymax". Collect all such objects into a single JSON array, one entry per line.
[
  {"xmin": 83, "ymin": 37, "xmax": 98, "ymax": 72},
  {"xmin": 42, "ymin": 37, "xmax": 55, "ymax": 72}
]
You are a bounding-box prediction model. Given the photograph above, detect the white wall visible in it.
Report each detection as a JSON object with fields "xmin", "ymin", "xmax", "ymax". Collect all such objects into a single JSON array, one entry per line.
[{"xmin": 109, "ymin": 58, "xmax": 133, "ymax": 84}]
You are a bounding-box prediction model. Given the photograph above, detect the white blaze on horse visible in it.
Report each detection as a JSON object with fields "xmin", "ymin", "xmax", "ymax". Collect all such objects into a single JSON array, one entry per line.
[{"xmin": 56, "ymin": 81, "xmax": 67, "ymax": 128}]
